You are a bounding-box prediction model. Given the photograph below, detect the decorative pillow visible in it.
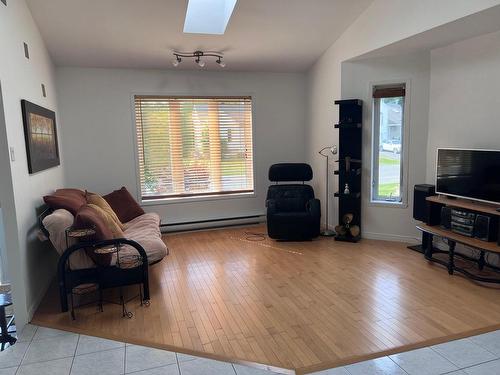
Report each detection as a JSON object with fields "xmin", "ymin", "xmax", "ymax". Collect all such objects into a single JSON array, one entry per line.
[
  {"xmin": 86, "ymin": 192, "xmax": 125, "ymax": 230},
  {"xmin": 43, "ymin": 189, "xmax": 86, "ymax": 215},
  {"xmin": 55, "ymin": 188, "xmax": 86, "ymax": 197},
  {"xmin": 103, "ymin": 187, "xmax": 145, "ymax": 223},
  {"xmin": 74, "ymin": 205, "xmax": 113, "ymax": 266},
  {"xmin": 87, "ymin": 203, "xmax": 125, "ymax": 239}
]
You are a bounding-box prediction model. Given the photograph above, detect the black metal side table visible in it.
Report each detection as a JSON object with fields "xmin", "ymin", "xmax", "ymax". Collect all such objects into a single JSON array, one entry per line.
[
  {"xmin": 70, "ymin": 283, "xmax": 101, "ymax": 320},
  {"xmin": 65, "ymin": 227, "xmax": 102, "ymax": 320},
  {"xmin": 94, "ymin": 245, "xmax": 149, "ymax": 319},
  {"xmin": 0, "ymin": 293, "xmax": 16, "ymax": 350}
]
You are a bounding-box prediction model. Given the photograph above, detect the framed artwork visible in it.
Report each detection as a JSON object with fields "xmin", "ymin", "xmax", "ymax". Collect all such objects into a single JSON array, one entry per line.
[{"xmin": 21, "ymin": 100, "xmax": 60, "ymax": 174}]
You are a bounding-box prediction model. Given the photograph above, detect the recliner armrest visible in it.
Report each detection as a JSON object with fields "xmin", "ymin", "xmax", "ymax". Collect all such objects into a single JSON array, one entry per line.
[
  {"xmin": 266, "ymin": 199, "xmax": 277, "ymax": 215},
  {"xmin": 306, "ymin": 198, "xmax": 321, "ymax": 218}
]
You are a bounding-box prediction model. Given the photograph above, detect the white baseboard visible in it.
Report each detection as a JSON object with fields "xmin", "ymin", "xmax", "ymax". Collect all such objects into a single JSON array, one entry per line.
[
  {"xmin": 162, "ymin": 215, "xmax": 266, "ymax": 233},
  {"xmin": 362, "ymin": 231, "xmax": 420, "ymax": 244},
  {"xmin": 327, "ymin": 223, "xmax": 420, "ymax": 244},
  {"xmin": 28, "ymin": 276, "xmax": 53, "ymax": 323}
]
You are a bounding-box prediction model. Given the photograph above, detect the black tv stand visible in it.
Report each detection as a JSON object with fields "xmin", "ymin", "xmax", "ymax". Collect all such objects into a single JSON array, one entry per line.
[
  {"xmin": 417, "ymin": 224, "xmax": 500, "ymax": 283},
  {"xmin": 412, "ymin": 195, "xmax": 500, "ymax": 284}
]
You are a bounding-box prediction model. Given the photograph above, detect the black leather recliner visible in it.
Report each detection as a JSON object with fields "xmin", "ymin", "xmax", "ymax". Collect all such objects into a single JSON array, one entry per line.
[{"xmin": 266, "ymin": 163, "xmax": 321, "ymax": 240}]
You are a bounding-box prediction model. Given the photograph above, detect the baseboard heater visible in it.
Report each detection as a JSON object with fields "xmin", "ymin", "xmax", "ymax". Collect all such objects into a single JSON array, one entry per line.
[{"xmin": 160, "ymin": 214, "xmax": 265, "ymax": 233}]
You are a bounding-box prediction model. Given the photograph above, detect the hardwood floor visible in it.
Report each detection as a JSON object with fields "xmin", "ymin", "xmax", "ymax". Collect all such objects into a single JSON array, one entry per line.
[{"xmin": 32, "ymin": 225, "xmax": 500, "ymax": 374}]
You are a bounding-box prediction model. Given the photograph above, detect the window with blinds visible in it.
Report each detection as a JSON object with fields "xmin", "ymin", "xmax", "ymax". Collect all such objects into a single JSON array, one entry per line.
[
  {"xmin": 134, "ymin": 96, "xmax": 254, "ymax": 200},
  {"xmin": 371, "ymin": 83, "xmax": 407, "ymax": 204}
]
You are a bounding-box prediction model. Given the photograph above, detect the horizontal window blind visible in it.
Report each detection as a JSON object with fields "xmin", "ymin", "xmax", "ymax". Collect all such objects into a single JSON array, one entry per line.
[
  {"xmin": 372, "ymin": 85, "xmax": 406, "ymax": 98},
  {"xmin": 135, "ymin": 96, "xmax": 254, "ymax": 200}
]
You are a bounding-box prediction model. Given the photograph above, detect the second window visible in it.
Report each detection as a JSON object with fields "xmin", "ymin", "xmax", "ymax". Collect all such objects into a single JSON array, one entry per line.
[{"xmin": 371, "ymin": 84, "xmax": 406, "ymax": 204}]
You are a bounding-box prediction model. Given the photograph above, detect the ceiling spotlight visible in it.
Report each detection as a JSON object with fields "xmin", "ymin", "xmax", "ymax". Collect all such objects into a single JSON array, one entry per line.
[
  {"xmin": 172, "ymin": 50, "xmax": 225, "ymax": 68},
  {"xmin": 196, "ymin": 58, "xmax": 206, "ymax": 68},
  {"xmin": 172, "ymin": 56, "xmax": 181, "ymax": 67},
  {"xmin": 216, "ymin": 58, "xmax": 226, "ymax": 68}
]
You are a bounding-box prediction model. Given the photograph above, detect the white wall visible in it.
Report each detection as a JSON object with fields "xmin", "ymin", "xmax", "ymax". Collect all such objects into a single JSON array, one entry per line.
[
  {"xmin": 426, "ymin": 29, "xmax": 500, "ymax": 181},
  {"xmin": 341, "ymin": 53, "xmax": 430, "ymax": 241},
  {"xmin": 329, "ymin": 0, "xmax": 500, "ymax": 64},
  {"xmin": 306, "ymin": 0, "xmax": 500, "ymax": 239},
  {"xmin": 56, "ymin": 68, "xmax": 306, "ymax": 225},
  {"xmin": 0, "ymin": 208, "xmax": 8, "ymax": 283},
  {"xmin": 0, "ymin": 0, "xmax": 65, "ymax": 326},
  {"xmin": 425, "ymin": 29, "xmax": 500, "ymax": 265}
]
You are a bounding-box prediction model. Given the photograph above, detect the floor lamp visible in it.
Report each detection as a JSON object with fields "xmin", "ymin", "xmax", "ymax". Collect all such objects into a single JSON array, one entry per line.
[{"xmin": 318, "ymin": 145, "xmax": 338, "ymax": 236}]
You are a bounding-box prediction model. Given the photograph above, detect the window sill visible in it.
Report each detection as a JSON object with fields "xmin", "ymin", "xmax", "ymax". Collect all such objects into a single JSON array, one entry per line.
[
  {"xmin": 369, "ymin": 200, "xmax": 408, "ymax": 209},
  {"xmin": 141, "ymin": 191, "xmax": 256, "ymax": 206}
]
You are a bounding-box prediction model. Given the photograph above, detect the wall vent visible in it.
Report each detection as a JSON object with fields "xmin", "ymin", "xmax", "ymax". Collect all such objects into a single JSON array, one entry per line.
[
  {"xmin": 24, "ymin": 42, "xmax": 29, "ymax": 59},
  {"xmin": 1, "ymin": 0, "xmax": 7, "ymax": 6}
]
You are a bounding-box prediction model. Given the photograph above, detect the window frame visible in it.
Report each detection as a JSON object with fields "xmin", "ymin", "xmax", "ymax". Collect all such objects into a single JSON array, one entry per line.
[
  {"xmin": 130, "ymin": 93, "xmax": 257, "ymax": 205},
  {"xmin": 369, "ymin": 80, "xmax": 410, "ymax": 208}
]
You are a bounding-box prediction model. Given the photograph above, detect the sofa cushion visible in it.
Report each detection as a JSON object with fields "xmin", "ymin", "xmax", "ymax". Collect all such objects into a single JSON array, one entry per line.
[
  {"xmin": 86, "ymin": 193, "xmax": 125, "ymax": 230},
  {"xmin": 103, "ymin": 187, "xmax": 145, "ymax": 223},
  {"xmin": 74, "ymin": 205, "xmax": 113, "ymax": 266},
  {"xmin": 42, "ymin": 209, "xmax": 95, "ymax": 270},
  {"xmin": 123, "ymin": 212, "xmax": 167, "ymax": 264},
  {"xmin": 43, "ymin": 189, "xmax": 86, "ymax": 215},
  {"xmin": 124, "ymin": 211, "xmax": 160, "ymax": 230}
]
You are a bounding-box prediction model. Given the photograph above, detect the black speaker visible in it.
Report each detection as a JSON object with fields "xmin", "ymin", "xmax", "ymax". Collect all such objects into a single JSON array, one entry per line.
[
  {"xmin": 413, "ymin": 184, "xmax": 438, "ymax": 224},
  {"xmin": 474, "ymin": 215, "xmax": 498, "ymax": 242},
  {"xmin": 440, "ymin": 207, "xmax": 452, "ymax": 229}
]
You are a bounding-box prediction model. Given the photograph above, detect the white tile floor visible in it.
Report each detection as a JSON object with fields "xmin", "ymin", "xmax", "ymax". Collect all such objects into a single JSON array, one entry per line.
[
  {"xmin": 1, "ymin": 325, "xmax": 500, "ymax": 375},
  {"xmin": 310, "ymin": 330, "xmax": 500, "ymax": 375},
  {"xmin": 0, "ymin": 325, "xmax": 282, "ymax": 375}
]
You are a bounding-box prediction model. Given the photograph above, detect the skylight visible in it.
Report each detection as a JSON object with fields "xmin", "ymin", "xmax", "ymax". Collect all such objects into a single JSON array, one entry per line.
[{"xmin": 183, "ymin": 0, "xmax": 237, "ymax": 35}]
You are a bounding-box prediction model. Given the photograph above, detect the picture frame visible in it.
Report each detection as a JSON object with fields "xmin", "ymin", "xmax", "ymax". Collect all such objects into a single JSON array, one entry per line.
[{"xmin": 21, "ymin": 100, "xmax": 60, "ymax": 174}]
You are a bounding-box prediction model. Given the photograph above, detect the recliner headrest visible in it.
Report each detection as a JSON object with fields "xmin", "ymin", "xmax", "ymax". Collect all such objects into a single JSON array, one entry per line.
[{"xmin": 268, "ymin": 163, "xmax": 313, "ymax": 182}]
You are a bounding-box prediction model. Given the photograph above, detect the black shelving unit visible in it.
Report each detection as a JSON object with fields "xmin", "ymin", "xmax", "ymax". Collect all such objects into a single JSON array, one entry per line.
[
  {"xmin": 334, "ymin": 192, "xmax": 361, "ymax": 199},
  {"xmin": 334, "ymin": 123, "xmax": 362, "ymax": 129},
  {"xmin": 334, "ymin": 99, "xmax": 362, "ymax": 242}
]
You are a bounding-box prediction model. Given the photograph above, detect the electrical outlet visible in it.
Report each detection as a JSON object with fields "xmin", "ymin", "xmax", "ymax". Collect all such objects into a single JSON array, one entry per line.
[
  {"xmin": 9, "ymin": 147, "xmax": 15, "ymax": 162},
  {"xmin": 24, "ymin": 42, "xmax": 29, "ymax": 59}
]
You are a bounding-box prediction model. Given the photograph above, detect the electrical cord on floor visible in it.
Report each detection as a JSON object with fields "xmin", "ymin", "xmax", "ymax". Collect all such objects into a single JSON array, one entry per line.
[
  {"xmin": 231, "ymin": 231, "xmax": 303, "ymax": 255},
  {"xmin": 244, "ymin": 231, "xmax": 267, "ymax": 241},
  {"xmin": 440, "ymin": 237, "xmax": 498, "ymax": 272}
]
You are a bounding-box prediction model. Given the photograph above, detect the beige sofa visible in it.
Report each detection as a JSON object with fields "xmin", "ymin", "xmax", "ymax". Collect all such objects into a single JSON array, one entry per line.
[{"xmin": 43, "ymin": 208, "xmax": 168, "ymax": 269}]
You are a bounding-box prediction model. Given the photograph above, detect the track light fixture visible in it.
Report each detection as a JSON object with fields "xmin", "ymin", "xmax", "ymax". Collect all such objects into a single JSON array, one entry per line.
[{"xmin": 172, "ymin": 50, "xmax": 225, "ymax": 68}]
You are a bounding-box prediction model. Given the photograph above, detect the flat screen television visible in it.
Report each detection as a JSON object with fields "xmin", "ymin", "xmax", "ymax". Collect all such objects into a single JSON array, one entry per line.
[{"xmin": 436, "ymin": 148, "xmax": 500, "ymax": 205}]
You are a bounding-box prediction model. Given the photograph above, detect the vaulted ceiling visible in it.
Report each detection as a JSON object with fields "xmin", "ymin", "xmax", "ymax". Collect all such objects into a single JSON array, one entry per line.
[{"xmin": 27, "ymin": 0, "xmax": 372, "ymax": 72}]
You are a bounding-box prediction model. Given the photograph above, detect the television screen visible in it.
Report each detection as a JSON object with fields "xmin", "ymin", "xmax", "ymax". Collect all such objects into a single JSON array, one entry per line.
[{"xmin": 436, "ymin": 148, "xmax": 500, "ymax": 205}]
